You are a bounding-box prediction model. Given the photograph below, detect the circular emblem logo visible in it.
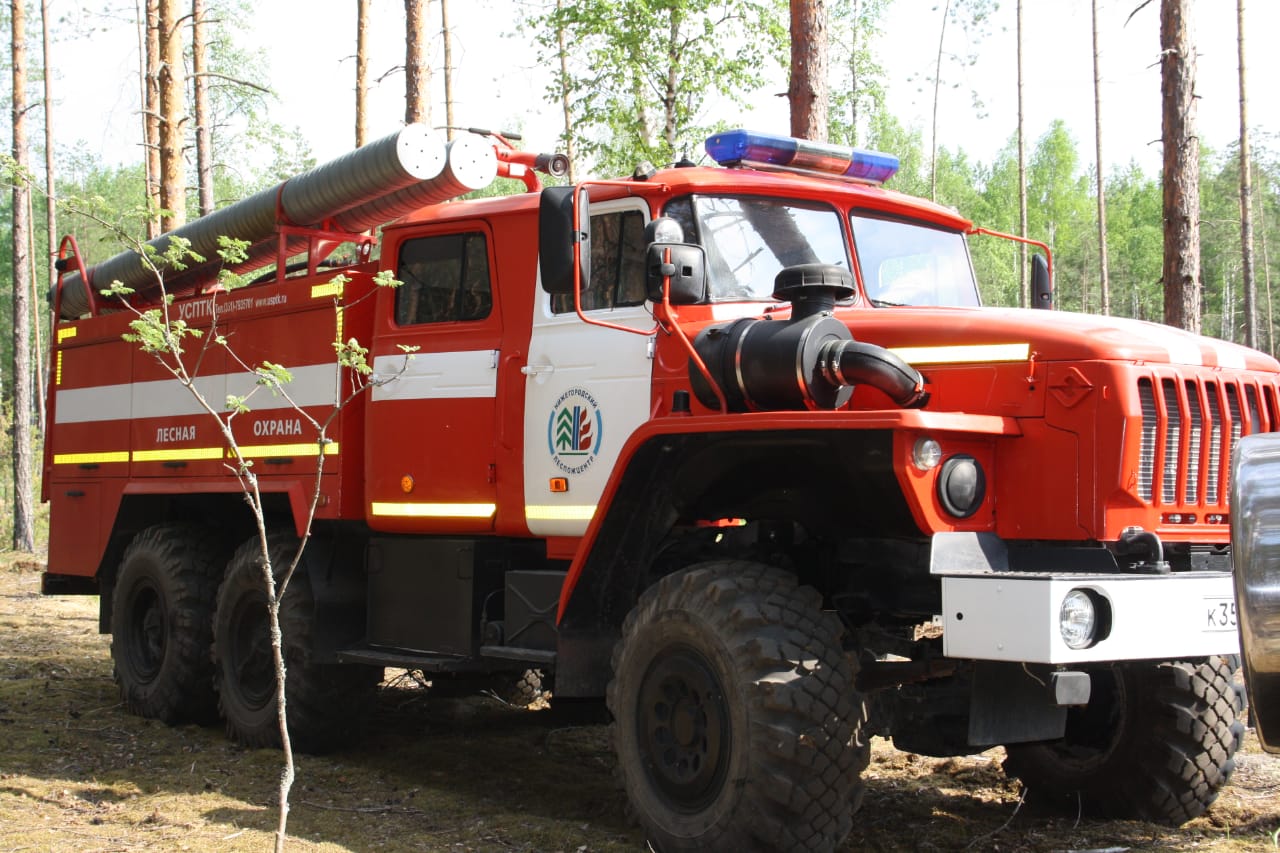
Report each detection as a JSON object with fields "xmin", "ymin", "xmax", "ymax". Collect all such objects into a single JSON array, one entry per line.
[{"xmin": 548, "ymin": 387, "xmax": 603, "ymax": 475}]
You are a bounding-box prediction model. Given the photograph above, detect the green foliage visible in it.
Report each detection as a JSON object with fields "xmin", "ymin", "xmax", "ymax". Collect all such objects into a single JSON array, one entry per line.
[
  {"xmin": 528, "ymin": 0, "xmax": 788, "ymax": 177},
  {"xmin": 828, "ymin": 0, "xmax": 890, "ymax": 147}
]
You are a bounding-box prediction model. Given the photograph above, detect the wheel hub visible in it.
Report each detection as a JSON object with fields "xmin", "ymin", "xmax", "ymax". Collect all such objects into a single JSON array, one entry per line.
[
  {"xmin": 127, "ymin": 584, "xmax": 166, "ymax": 682},
  {"xmin": 636, "ymin": 645, "xmax": 731, "ymax": 812}
]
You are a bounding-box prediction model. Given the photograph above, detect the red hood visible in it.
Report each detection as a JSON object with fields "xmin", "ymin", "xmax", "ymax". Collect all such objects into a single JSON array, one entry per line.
[{"xmin": 844, "ymin": 306, "xmax": 1280, "ymax": 373}]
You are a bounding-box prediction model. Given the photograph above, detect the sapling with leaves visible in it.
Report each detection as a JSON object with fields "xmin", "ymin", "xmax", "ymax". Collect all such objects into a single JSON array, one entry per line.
[{"xmin": 97, "ymin": 230, "xmax": 411, "ymax": 853}]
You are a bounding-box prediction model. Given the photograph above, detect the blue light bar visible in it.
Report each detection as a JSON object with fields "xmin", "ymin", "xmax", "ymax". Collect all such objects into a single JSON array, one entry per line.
[{"xmin": 704, "ymin": 129, "xmax": 899, "ymax": 185}]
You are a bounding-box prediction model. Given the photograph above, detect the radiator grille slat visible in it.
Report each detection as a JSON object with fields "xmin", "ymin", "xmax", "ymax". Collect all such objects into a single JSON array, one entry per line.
[
  {"xmin": 1184, "ymin": 381, "xmax": 1203, "ymax": 504},
  {"xmin": 1161, "ymin": 379, "xmax": 1182, "ymax": 504},
  {"xmin": 1138, "ymin": 379, "xmax": 1157, "ymax": 502},
  {"xmin": 1207, "ymin": 384, "xmax": 1223, "ymax": 505}
]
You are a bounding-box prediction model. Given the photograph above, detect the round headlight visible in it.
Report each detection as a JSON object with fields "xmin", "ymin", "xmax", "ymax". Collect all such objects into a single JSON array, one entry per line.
[
  {"xmin": 937, "ymin": 455, "xmax": 985, "ymax": 518},
  {"xmin": 1060, "ymin": 589, "xmax": 1098, "ymax": 650},
  {"xmin": 912, "ymin": 437, "xmax": 942, "ymax": 470}
]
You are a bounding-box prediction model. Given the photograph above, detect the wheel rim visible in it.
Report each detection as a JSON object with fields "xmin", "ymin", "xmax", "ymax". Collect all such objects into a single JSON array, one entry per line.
[
  {"xmin": 124, "ymin": 581, "xmax": 166, "ymax": 683},
  {"xmin": 636, "ymin": 644, "xmax": 731, "ymax": 813},
  {"xmin": 227, "ymin": 590, "xmax": 274, "ymax": 710}
]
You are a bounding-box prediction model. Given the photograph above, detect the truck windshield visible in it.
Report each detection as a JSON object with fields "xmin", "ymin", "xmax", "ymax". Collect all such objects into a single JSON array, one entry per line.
[
  {"xmin": 672, "ymin": 195, "xmax": 850, "ymax": 301},
  {"xmin": 850, "ymin": 213, "xmax": 981, "ymax": 307}
]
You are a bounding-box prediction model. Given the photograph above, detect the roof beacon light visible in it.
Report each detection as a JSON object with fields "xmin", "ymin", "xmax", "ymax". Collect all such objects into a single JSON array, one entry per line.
[{"xmin": 704, "ymin": 129, "xmax": 899, "ymax": 186}]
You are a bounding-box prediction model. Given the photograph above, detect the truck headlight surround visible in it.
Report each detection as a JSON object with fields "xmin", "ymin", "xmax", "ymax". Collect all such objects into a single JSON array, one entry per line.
[
  {"xmin": 1060, "ymin": 588, "xmax": 1111, "ymax": 650},
  {"xmin": 937, "ymin": 454, "xmax": 985, "ymax": 518}
]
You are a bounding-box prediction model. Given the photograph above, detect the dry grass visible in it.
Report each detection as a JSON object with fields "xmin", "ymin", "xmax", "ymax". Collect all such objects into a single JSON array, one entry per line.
[{"xmin": 1, "ymin": 553, "xmax": 1278, "ymax": 851}]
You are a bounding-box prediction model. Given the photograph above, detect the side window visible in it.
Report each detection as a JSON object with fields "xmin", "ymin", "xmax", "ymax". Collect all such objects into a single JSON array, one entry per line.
[
  {"xmin": 552, "ymin": 209, "xmax": 646, "ymax": 313},
  {"xmin": 395, "ymin": 232, "xmax": 493, "ymax": 325}
]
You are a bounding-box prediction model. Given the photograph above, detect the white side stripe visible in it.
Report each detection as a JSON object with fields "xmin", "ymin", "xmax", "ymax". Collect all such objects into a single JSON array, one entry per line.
[{"xmin": 371, "ymin": 350, "xmax": 498, "ymax": 401}]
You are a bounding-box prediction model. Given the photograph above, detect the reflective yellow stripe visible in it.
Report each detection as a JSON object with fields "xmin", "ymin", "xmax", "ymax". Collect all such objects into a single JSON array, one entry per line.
[
  {"xmin": 311, "ymin": 282, "xmax": 344, "ymax": 299},
  {"xmin": 235, "ymin": 442, "xmax": 340, "ymax": 459},
  {"xmin": 371, "ymin": 501, "xmax": 497, "ymax": 519},
  {"xmin": 525, "ymin": 504, "xmax": 597, "ymax": 522},
  {"xmin": 53, "ymin": 451, "xmax": 129, "ymax": 465},
  {"xmin": 57, "ymin": 327, "xmax": 77, "ymax": 343},
  {"xmin": 889, "ymin": 343, "xmax": 1031, "ymax": 365},
  {"xmin": 55, "ymin": 351, "xmax": 63, "ymax": 385},
  {"xmin": 132, "ymin": 447, "xmax": 224, "ymax": 462}
]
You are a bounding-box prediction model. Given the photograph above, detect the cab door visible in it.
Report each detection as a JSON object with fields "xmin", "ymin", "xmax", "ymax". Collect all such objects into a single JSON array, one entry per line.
[
  {"xmin": 523, "ymin": 199, "xmax": 653, "ymax": 536},
  {"xmin": 367, "ymin": 225, "xmax": 503, "ymax": 532}
]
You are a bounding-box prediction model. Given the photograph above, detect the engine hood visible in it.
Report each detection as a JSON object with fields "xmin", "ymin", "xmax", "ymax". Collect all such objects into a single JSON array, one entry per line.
[{"xmin": 847, "ymin": 306, "xmax": 1280, "ymax": 373}]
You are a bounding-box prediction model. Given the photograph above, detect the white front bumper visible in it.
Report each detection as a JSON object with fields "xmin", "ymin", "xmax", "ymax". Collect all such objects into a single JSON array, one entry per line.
[{"xmin": 939, "ymin": 571, "xmax": 1239, "ymax": 664}]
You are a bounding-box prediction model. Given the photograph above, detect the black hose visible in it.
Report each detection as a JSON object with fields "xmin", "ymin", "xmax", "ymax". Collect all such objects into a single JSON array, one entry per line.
[{"xmin": 820, "ymin": 339, "xmax": 929, "ymax": 409}]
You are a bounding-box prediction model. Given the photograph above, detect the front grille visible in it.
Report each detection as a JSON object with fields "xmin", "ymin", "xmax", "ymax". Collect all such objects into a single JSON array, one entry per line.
[{"xmin": 1137, "ymin": 374, "xmax": 1279, "ymax": 507}]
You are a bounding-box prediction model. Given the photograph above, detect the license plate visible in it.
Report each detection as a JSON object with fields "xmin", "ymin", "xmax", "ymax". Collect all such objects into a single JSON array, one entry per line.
[{"xmin": 1204, "ymin": 597, "xmax": 1237, "ymax": 631}]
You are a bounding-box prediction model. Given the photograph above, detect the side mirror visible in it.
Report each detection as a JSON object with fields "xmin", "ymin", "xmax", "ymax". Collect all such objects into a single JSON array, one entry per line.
[
  {"xmin": 646, "ymin": 243, "xmax": 707, "ymax": 305},
  {"xmin": 538, "ymin": 186, "xmax": 591, "ymax": 295},
  {"xmin": 1031, "ymin": 253, "xmax": 1053, "ymax": 309}
]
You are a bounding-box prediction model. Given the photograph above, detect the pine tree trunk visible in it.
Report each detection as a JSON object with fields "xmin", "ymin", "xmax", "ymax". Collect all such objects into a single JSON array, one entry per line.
[
  {"xmin": 1093, "ymin": 0, "xmax": 1111, "ymax": 315},
  {"xmin": 1160, "ymin": 0, "xmax": 1201, "ymax": 333},
  {"xmin": 192, "ymin": 0, "xmax": 214, "ymax": 216},
  {"xmin": 405, "ymin": 0, "xmax": 430, "ymax": 126},
  {"xmin": 356, "ymin": 0, "xmax": 369, "ymax": 146},
  {"xmin": 157, "ymin": 0, "xmax": 186, "ymax": 232},
  {"xmin": 38, "ymin": 0, "xmax": 54, "ymax": 434},
  {"xmin": 789, "ymin": 0, "xmax": 829, "ymax": 141},
  {"xmin": 144, "ymin": 0, "xmax": 161, "ymax": 238},
  {"xmin": 11, "ymin": 0, "xmax": 35, "ymax": 552},
  {"xmin": 1237, "ymin": 0, "xmax": 1257, "ymax": 348}
]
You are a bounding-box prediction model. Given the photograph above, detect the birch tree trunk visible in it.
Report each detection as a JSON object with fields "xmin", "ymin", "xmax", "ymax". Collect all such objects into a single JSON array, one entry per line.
[
  {"xmin": 441, "ymin": 0, "xmax": 454, "ymax": 138},
  {"xmin": 1093, "ymin": 0, "xmax": 1111, "ymax": 315},
  {"xmin": 554, "ymin": 0, "xmax": 577, "ymax": 182},
  {"xmin": 1160, "ymin": 0, "xmax": 1201, "ymax": 333},
  {"xmin": 1017, "ymin": 0, "xmax": 1028, "ymax": 307}
]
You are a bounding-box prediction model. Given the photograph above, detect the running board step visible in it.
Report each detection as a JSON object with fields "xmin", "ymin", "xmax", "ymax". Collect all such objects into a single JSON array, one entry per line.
[
  {"xmin": 335, "ymin": 646, "xmax": 472, "ymax": 671},
  {"xmin": 479, "ymin": 645, "xmax": 557, "ymax": 665}
]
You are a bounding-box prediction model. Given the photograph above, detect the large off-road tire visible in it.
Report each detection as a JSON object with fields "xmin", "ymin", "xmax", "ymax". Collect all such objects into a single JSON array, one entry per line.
[
  {"xmin": 1003, "ymin": 656, "xmax": 1245, "ymax": 824},
  {"xmin": 607, "ymin": 561, "xmax": 867, "ymax": 852},
  {"xmin": 110, "ymin": 523, "xmax": 226, "ymax": 724},
  {"xmin": 213, "ymin": 531, "xmax": 379, "ymax": 753}
]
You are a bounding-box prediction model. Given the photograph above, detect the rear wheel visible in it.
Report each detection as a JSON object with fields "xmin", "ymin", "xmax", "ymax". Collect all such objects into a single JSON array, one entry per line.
[
  {"xmin": 213, "ymin": 531, "xmax": 379, "ymax": 753},
  {"xmin": 1003, "ymin": 656, "xmax": 1244, "ymax": 824},
  {"xmin": 110, "ymin": 523, "xmax": 225, "ymax": 724},
  {"xmin": 608, "ymin": 561, "xmax": 867, "ymax": 852}
]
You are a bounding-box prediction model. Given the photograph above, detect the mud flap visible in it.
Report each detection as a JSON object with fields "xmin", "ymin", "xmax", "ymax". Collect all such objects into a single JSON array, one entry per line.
[{"xmin": 1230, "ymin": 433, "xmax": 1280, "ymax": 753}]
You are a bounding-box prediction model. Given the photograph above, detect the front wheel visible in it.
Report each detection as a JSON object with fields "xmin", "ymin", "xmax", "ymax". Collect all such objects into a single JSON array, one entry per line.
[
  {"xmin": 607, "ymin": 561, "xmax": 867, "ymax": 852},
  {"xmin": 1003, "ymin": 656, "xmax": 1244, "ymax": 824}
]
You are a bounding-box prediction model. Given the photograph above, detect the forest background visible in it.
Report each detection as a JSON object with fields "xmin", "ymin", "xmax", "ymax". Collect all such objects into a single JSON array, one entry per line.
[{"xmin": 2, "ymin": 0, "xmax": 1276, "ymax": 550}]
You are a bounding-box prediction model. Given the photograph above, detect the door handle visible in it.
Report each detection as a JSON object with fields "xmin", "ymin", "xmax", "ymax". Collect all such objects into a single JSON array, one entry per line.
[{"xmin": 520, "ymin": 363, "xmax": 556, "ymax": 376}]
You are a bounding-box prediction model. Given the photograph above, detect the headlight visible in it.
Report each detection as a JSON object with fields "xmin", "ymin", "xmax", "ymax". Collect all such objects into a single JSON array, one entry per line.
[
  {"xmin": 937, "ymin": 455, "xmax": 985, "ymax": 517},
  {"xmin": 1060, "ymin": 589, "xmax": 1098, "ymax": 649},
  {"xmin": 912, "ymin": 437, "xmax": 942, "ymax": 470}
]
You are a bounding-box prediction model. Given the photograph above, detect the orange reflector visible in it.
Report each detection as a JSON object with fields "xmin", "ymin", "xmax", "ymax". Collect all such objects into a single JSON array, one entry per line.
[
  {"xmin": 549, "ymin": 477, "xmax": 569, "ymax": 493},
  {"xmin": 400, "ymin": 475, "xmax": 415, "ymax": 494}
]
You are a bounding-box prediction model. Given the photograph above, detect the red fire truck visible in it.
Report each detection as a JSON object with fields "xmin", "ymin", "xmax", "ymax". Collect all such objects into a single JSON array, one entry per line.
[{"xmin": 43, "ymin": 127, "xmax": 1271, "ymax": 851}]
